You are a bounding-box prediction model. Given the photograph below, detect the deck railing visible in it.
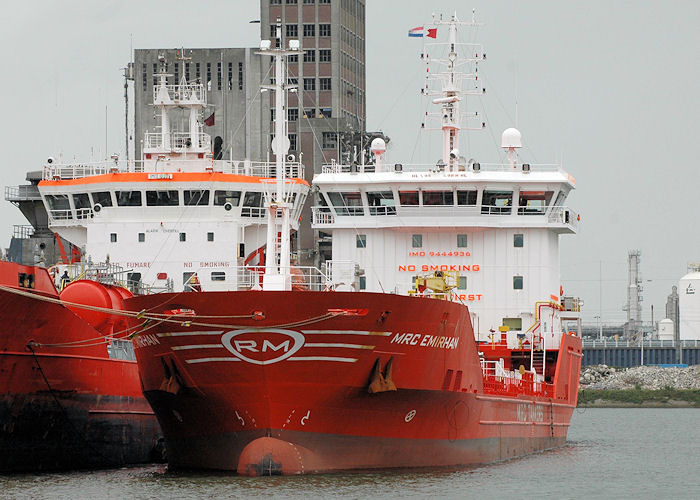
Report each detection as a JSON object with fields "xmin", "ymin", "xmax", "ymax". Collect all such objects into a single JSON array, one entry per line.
[
  {"xmin": 5, "ymin": 185, "xmax": 41, "ymax": 201},
  {"xmin": 320, "ymin": 162, "xmax": 562, "ymax": 174},
  {"xmin": 312, "ymin": 204, "xmax": 579, "ymax": 228},
  {"xmin": 582, "ymin": 339, "xmax": 700, "ymax": 348},
  {"xmin": 43, "ymin": 160, "xmax": 305, "ymax": 181}
]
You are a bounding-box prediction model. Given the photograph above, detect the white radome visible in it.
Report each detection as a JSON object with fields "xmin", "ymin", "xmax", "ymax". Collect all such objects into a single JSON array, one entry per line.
[
  {"xmin": 370, "ymin": 137, "xmax": 386, "ymax": 155},
  {"xmin": 501, "ymin": 127, "xmax": 522, "ymax": 149}
]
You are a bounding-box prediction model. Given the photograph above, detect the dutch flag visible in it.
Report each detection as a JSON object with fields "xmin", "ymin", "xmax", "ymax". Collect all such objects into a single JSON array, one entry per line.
[{"xmin": 408, "ymin": 26, "xmax": 437, "ymax": 38}]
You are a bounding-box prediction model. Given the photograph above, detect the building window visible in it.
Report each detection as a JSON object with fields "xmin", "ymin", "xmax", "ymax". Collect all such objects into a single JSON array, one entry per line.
[
  {"xmin": 304, "ymin": 0, "xmax": 315, "ymax": 4},
  {"xmin": 286, "ymin": 24, "xmax": 298, "ymax": 38},
  {"xmin": 270, "ymin": 24, "xmax": 277, "ymax": 37},
  {"xmin": 459, "ymin": 276, "xmax": 467, "ymax": 290},
  {"xmin": 185, "ymin": 62, "xmax": 190, "ymax": 81},
  {"xmin": 138, "ymin": 233, "xmax": 145, "ymax": 242},
  {"xmin": 179, "ymin": 232, "xmax": 186, "ymax": 242},
  {"xmin": 227, "ymin": 62, "xmax": 233, "ymax": 90},
  {"xmin": 503, "ymin": 318, "xmax": 523, "ymax": 331},
  {"xmin": 303, "ymin": 24, "xmax": 315, "ymax": 37},
  {"xmin": 356, "ymin": 234, "xmax": 367, "ymax": 248},
  {"xmin": 270, "ymin": 108, "xmax": 276, "ymax": 121},
  {"xmin": 359, "ymin": 276, "xmax": 366, "ymax": 290},
  {"xmin": 110, "ymin": 233, "xmax": 117, "ymax": 242},
  {"xmin": 319, "ymin": 107, "xmax": 332, "ymax": 117},
  {"xmin": 513, "ymin": 276, "xmax": 524, "ymax": 290},
  {"xmin": 319, "ymin": 0, "xmax": 330, "ymax": 3},
  {"xmin": 319, "ymin": 49, "xmax": 331, "ymax": 62},
  {"xmin": 289, "ymin": 133, "xmax": 297, "ymax": 151},
  {"xmin": 217, "ymin": 62, "xmax": 222, "ymax": 90},
  {"xmin": 319, "ymin": 78, "xmax": 331, "ymax": 90},
  {"xmin": 288, "ymin": 108, "xmax": 299, "ymax": 121},
  {"xmin": 412, "ymin": 234, "xmax": 423, "ymax": 248},
  {"xmin": 303, "ymin": 108, "xmax": 316, "ymax": 118},
  {"xmin": 142, "ymin": 63, "xmax": 147, "ymax": 91},
  {"xmin": 303, "ymin": 78, "xmax": 316, "ymax": 91},
  {"xmin": 319, "ymin": 24, "xmax": 331, "ymax": 37},
  {"xmin": 174, "ymin": 62, "xmax": 179, "ymax": 82},
  {"xmin": 289, "ymin": 54, "xmax": 298, "ymax": 63},
  {"xmin": 514, "ymin": 234, "xmax": 524, "ymax": 248},
  {"xmin": 322, "ymin": 132, "xmax": 337, "ymax": 149},
  {"xmin": 303, "ymin": 50, "xmax": 315, "ymax": 63},
  {"xmin": 211, "ymin": 272, "xmax": 226, "ymax": 281},
  {"xmin": 238, "ymin": 62, "xmax": 243, "ymax": 90},
  {"xmin": 195, "ymin": 62, "xmax": 200, "ymax": 79},
  {"xmin": 457, "ymin": 234, "xmax": 468, "ymax": 248},
  {"xmin": 270, "ymin": 0, "xmax": 281, "ymax": 3},
  {"xmin": 286, "ymin": 0, "xmax": 297, "ymax": 4}
]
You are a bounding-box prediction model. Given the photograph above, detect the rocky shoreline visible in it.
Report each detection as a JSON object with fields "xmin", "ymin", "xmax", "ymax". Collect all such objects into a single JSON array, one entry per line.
[{"xmin": 578, "ymin": 364, "xmax": 700, "ymax": 408}]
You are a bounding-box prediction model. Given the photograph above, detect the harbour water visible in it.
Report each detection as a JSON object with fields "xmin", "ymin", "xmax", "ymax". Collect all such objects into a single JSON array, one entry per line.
[{"xmin": 1, "ymin": 409, "xmax": 697, "ymax": 499}]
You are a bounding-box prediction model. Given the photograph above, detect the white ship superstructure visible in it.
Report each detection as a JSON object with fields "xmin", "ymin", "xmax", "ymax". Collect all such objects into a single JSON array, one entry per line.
[
  {"xmin": 312, "ymin": 13, "xmax": 580, "ymax": 351},
  {"xmin": 38, "ymin": 48, "xmax": 308, "ymax": 292}
]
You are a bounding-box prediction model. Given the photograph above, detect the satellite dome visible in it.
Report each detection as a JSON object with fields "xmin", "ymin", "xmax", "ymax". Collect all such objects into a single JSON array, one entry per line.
[
  {"xmin": 501, "ymin": 127, "xmax": 522, "ymax": 148},
  {"xmin": 370, "ymin": 137, "xmax": 386, "ymax": 154}
]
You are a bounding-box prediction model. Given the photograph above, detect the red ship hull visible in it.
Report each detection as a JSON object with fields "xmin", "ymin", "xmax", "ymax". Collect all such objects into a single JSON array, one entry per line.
[
  {"xmin": 127, "ymin": 290, "xmax": 582, "ymax": 475},
  {"xmin": 0, "ymin": 262, "xmax": 163, "ymax": 472}
]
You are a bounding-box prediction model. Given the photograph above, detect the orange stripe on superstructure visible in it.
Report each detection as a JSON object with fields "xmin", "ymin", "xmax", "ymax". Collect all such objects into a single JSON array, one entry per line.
[{"xmin": 39, "ymin": 172, "xmax": 309, "ymax": 187}]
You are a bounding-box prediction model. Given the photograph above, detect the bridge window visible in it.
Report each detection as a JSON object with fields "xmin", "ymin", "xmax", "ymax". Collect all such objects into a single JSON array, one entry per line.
[
  {"xmin": 45, "ymin": 194, "xmax": 70, "ymax": 211},
  {"xmin": 356, "ymin": 234, "xmax": 366, "ymax": 248},
  {"xmin": 459, "ymin": 276, "xmax": 467, "ymax": 289},
  {"xmin": 513, "ymin": 276, "xmax": 523, "ymax": 290},
  {"xmin": 110, "ymin": 233, "xmax": 117, "ymax": 242},
  {"xmin": 116, "ymin": 191, "xmax": 142, "ymax": 207},
  {"xmin": 412, "ymin": 234, "xmax": 422, "ymax": 248},
  {"xmin": 242, "ymin": 191, "xmax": 264, "ymax": 217},
  {"xmin": 518, "ymin": 191, "xmax": 553, "ymax": 215},
  {"xmin": 185, "ymin": 190, "xmax": 210, "ymax": 206},
  {"xmin": 211, "ymin": 272, "xmax": 226, "ymax": 281},
  {"xmin": 366, "ymin": 191, "xmax": 396, "ymax": 215},
  {"xmin": 214, "ymin": 190, "xmax": 241, "ymax": 206},
  {"xmin": 179, "ymin": 232, "xmax": 186, "ymax": 242},
  {"xmin": 482, "ymin": 191, "xmax": 512, "ymax": 214},
  {"xmin": 91, "ymin": 191, "xmax": 113, "ymax": 207},
  {"xmin": 138, "ymin": 233, "xmax": 145, "ymax": 242},
  {"xmin": 359, "ymin": 276, "xmax": 366, "ymax": 290},
  {"xmin": 328, "ymin": 192, "xmax": 363, "ymax": 216},
  {"xmin": 207, "ymin": 232, "xmax": 214, "ymax": 242},
  {"xmin": 457, "ymin": 190, "xmax": 477, "ymax": 205},
  {"xmin": 423, "ymin": 190, "xmax": 454, "ymax": 206},
  {"xmin": 457, "ymin": 234, "xmax": 468, "ymax": 248},
  {"xmin": 146, "ymin": 190, "xmax": 179, "ymax": 206},
  {"xmin": 72, "ymin": 193, "xmax": 91, "ymax": 210},
  {"xmin": 514, "ymin": 234, "xmax": 524, "ymax": 247},
  {"xmin": 399, "ymin": 191, "xmax": 419, "ymax": 206}
]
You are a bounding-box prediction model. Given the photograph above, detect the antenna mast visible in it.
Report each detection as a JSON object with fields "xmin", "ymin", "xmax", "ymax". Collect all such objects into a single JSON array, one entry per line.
[
  {"xmin": 256, "ymin": 18, "xmax": 302, "ymax": 291},
  {"xmin": 422, "ymin": 11, "xmax": 486, "ymax": 171}
]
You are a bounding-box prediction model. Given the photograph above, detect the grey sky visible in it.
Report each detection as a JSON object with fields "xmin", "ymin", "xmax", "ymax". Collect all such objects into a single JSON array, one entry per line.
[{"xmin": 1, "ymin": 1, "xmax": 698, "ymax": 324}]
